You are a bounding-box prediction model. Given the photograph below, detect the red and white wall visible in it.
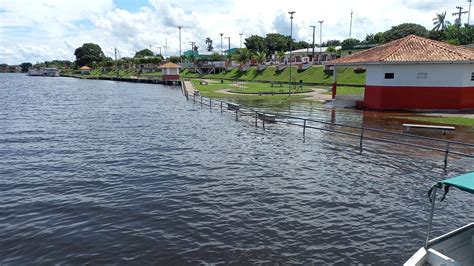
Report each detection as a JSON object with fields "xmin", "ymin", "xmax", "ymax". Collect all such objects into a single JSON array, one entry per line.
[
  {"xmin": 162, "ymin": 68, "xmax": 180, "ymax": 81},
  {"xmin": 364, "ymin": 64, "xmax": 474, "ymax": 110}
]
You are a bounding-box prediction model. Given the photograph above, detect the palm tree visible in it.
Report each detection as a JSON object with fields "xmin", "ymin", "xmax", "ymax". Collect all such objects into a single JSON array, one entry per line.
[
  {"xmin": 433, "ymin": 12, "xmax": 451, "ymax": 31},
  {"xmin": 236, "ymin": 48, "xmax": 251, "ymax": 65},
  {"xmin": 253, "ymin": 51, "xmax": 267, "ymax": 65},
  {"xmin": 276, "ymin": 51, "xmax": 285, "ymax": 64}
]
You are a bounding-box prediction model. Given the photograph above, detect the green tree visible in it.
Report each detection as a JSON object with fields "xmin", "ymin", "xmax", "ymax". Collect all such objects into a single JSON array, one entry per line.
[
  {"xmin": 325, "ymin": 40, "xmax": 341, "ymax": 46},
  {"xmin": 20, "ymin": 62, "xmax": 32, "ymax": 72},
  {"xmin": 74, "ymin": 43, "xmax": 105, "ymax": 67},
  {"xmin": 253, "ymin": 51, "xmax": 267, "ymax": 64},
  {"xmin": 276, "ymin": 51, "xmax": 285, "ymax": 63},
  {"xmin": 134, "ymin": 49, "xmax": 154, "ymax": 58},
  {"xmin": 265, "ymin": 33, "xmax": 290, "ymax": 55},
  {"xmin": 364, "ymin": 32, "xmax": 384, "ymax": 44},
  {"xmin": 235, "ymin": 48, "xmax": 251, "ymax": 65},
  {"xmin": 205, "ymin": 37, "xmax": 213, "ymax": 52},
  {"xmin": 294, "ymin": 41, "xmax": 311, "ymax": 50},
  {"xmin": 244, "ymin": 35, "xmax": 266, "ymax": 53},
  {"xmin": 382, "ymin": 23, "xmax": 428, "ymax": 43},
  {"xmin": 341, "ymin": 38, "xmax": 361, "ymax": 49},
  {"xmin": 168, "ymin": 56, "xmax": 182, "ymax": 63},
  {"xmin": 432, "ymin": 12, "xmax": 451, "ymax": 31},
  {"xmin": 326, "ymin": 46, "xmax": 337, "ymax": 54},
  {"xmin": 209, "ymin": 52, "xmax": 222, "ymax": 61},
  {"xmin": 444, "ymin": 24, "xmax": 474, "ymax": 45}
]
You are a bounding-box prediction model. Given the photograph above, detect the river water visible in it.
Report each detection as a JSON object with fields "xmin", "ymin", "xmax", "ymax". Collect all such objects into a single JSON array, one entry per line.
[{"xmin": 0, "ymin": 73, "xmax": 472, "ymax": 264}]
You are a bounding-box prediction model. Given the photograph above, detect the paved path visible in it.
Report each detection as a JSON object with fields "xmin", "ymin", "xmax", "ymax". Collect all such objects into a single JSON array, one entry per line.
[{"xmin": 183, "ymin": 80, "xmax": 196, "ymax": 95}]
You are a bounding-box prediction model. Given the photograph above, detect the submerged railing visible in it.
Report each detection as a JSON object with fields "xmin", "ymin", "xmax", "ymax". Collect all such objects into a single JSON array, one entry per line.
[{"xmin": 181, "ymin": 83, "xmax": 474, "ymax": 170}]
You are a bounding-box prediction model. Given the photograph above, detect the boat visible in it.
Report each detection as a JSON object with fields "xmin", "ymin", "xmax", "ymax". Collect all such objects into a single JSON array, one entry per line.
[
  {"xmin": 404, "ymin": 172, "xmax": 473, "ymax": 266},
  {"xmin": 27, "ymin": 67, "xmax": 60, "ymax": 77}
]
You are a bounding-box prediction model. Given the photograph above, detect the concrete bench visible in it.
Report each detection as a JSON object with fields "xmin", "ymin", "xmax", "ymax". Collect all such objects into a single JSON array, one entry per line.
[
  {"xmin": 227, "ymin": 103, "xmax": 240, "ymax": 111},
  {"xmin": 199, "ymin": 81, "xmax": 208, "ymax": 85},
  {"xmin": 258, "ymin": 113, "xmax": 277, "ymax": 123},
  {"xmin": 403, "ymin": 123, "xmax": 455, "ymax": 135}
]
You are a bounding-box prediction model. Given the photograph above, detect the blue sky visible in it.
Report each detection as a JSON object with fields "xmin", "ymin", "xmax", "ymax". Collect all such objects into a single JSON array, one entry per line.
[{"xmin": 0, "ymin": 0, "xmax": 470, "ymax": 64}]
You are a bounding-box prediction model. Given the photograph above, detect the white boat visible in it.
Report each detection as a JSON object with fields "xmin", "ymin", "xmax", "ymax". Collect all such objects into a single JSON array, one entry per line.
[
  {"xmin": 405, "ymin": 172, "xmax": 474, "ymax": 266},
  {"xmin": 27, "ymin": 67, "xmax": 60, "ymax": 77}
]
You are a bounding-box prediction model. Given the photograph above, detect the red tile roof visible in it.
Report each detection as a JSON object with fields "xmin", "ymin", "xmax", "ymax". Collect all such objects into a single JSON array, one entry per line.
[
  {"xmin": 328, "ymin": 35, "xmax": 474, "ymax": 65},
  {"xmin": 159, "ymin": 62, "xmax": 181, "ymax": 68}
]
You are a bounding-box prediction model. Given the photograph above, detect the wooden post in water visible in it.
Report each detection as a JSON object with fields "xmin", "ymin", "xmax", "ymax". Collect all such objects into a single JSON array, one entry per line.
[
  {"xmin": 235, "ymin": 109, "xmax": 238, "ymax": 121},
  {"xmin": 444, "ymin": 142, "xmax": 450, "ymax": 170},
  {"xmin": 255, "ymin": 112, "xmax": 258, "ymax": 127},
  {"xmin": 262, "ymin": 118, "xmax": 265, "ymax": 130},
  {"xmin": 359, "ymin": 128, "xmax": 364, "ymax": 154},
  {"xmin": 209, "ymin": 98, "xmax": 211, "ymax": 109},
  {"xmin": 220, "ymin": 101, "xmax": 223, "ymax": 112},
  {"xmin": 200, "ymin": 96, "xmax": 203, "ymax": 107},
  {"xmin": 303, "ymin": 119, "xmax": 307, "ymax": 136}
]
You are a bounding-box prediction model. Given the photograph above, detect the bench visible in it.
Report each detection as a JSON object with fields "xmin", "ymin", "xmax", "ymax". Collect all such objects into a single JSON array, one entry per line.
[
  {"xmin": 257, "ymin": 113, "xmax": 276, "ymax": 123},
  {"xmin": 403, "ymin": 123, "xmax": 455, "ymax": 135},
  {"xmin": 227, "ymin": 103, "xmax": 240, "ymax": 111},
  {"xmin": 199, "ymin": 81, "xmax": 208, "ymax": 85}
]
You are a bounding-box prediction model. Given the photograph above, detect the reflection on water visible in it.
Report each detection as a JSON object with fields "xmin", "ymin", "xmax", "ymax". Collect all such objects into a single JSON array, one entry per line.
[{"xmin": 0, "ymin": 73, "xmax": 473, "ymax": 264}]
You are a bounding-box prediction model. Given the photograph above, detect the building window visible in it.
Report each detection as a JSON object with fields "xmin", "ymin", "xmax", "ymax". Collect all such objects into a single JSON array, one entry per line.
[
  {"xmin": 471, "ymin": 72, "xmax": 474, "ymax": 81},
  {"xmin": 417, "ymin": 72, "xmax": 428, "ymax": 79},
  {"xmin": 384, "ymin": 73, "xmax": 395, "ymax": 79}
]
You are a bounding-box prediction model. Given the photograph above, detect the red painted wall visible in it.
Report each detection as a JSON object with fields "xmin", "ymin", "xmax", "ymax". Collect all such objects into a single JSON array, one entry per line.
[
  {"xmin": 364, "ymin": 86, "xmax": 474, "ymax": 110},
  {"xmin": 162, "ymin": 75, "xmax": 180, "ymax": 81}
]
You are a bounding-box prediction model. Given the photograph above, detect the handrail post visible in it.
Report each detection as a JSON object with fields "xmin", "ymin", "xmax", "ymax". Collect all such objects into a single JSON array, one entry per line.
[
  {"xmin": 303, "ymin": 119, "xmax": 307, "ymax": 136},
  {"xmin": 443, "ymin": 142, "xmax": 450, "ymax": 170},
  {"xmin": 255, "ymin": 112, "xmax": 258, "ymax": 127},
  {"xmin": 425, "ymin": 186, "xmax": 437, "ymax": 248},
  {"xmin": 359, "ymin": 128, "xmax": 364, "ymax": 154}
]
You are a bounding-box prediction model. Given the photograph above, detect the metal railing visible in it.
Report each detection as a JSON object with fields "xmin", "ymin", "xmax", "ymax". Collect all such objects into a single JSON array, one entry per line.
[{"xmin": 181, "ymin": 84, "xmax": 474, "ymax": 170}]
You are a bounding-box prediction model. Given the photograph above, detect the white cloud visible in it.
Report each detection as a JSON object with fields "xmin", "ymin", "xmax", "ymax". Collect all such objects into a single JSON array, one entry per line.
[{"xmin": 0, "ymin": 0, "xmax": 469, "ymax": 64}]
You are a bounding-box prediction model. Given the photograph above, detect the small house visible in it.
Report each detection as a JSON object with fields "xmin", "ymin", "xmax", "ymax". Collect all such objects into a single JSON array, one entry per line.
[
  {"xmin": 159, "ymin": 62, "xmax": 181, "ymax": 81},
  {"xmin": 327, "ymin": 35, "xmax": 474, "ymax": 110},
  {"xmin": 79, "ymin": 66, "xmax": 92, "ymax": 74}
]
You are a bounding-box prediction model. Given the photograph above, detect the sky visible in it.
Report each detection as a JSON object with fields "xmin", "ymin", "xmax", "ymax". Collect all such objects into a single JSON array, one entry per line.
[{"xmin": 0, "ymin": 0, "xmax": 471, "ymax": 64}]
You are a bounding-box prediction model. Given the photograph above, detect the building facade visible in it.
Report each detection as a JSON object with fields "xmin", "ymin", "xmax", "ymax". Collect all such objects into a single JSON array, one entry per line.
[{"xmin": 328, "ymin": 35, "xmax": 474, "ymax": 110}]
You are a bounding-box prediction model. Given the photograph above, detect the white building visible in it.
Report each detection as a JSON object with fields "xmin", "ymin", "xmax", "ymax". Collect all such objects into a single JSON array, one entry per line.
[{"xmin": 327, "ymin": 35, "xmax": 474, "ymax": 110}]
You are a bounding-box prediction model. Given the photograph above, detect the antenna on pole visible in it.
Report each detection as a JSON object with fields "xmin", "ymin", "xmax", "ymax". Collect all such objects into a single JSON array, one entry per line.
[
  {"xmin": 453, "ymin": 6, "xmax": 468, "ymax": 26},
  {"xmin": 178, "ymin": 26, "xmax": 182, "ymax": 57},
  {"xmin": 349, "ymin": 9, "xmax": 353, "ymax": 38}
]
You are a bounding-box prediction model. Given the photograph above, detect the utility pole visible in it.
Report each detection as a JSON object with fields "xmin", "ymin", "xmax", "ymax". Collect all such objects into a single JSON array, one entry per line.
[
  {"xmin": 225, "ymin": 37, "xmax": 231, "ymax": 69},
  {"xmin": 164, "ymin": 38, "xmax": 167, "ymax": 58},
  {"xmin": 149, "ymin": 44, "xmax": 152, "ymax": 51},
  {"xmin": 468, "ymin": 0, "xmax": 472, "ymax": 25},
  {"xmin": 114, "ymin": 48, "xmax": 118, "ymax": 78},
  {"xmin": 349, "ymin": 10, "xmax": 353, "ymax": 38},
  {"xmin": 220, "ymin": 33, "xmax": 224, "ymax": 80},
  {"xmin": 157, "ymin": 47, "xmax": 162, "ymax": 55},
  {"xmin": 453, "ymin": 6, "xmax": 468, "ymax": 26},
  {"xmin": 288, "ymin": 11, "xmax": 295, "ymax": 96},
  {"xmin": 319, "ymin": 20, "xmax": 324, "ymax": 64},
  {"xmin": 309, "ymin": 25, "xmax": 316, "ymax": 62},
  {"xmin": 178, "ymin": 26, "xmax": 182, "ymax": 56},
  {"xmin": 239, "ymin": 33, "xmax": 243, "ymax": 49}
]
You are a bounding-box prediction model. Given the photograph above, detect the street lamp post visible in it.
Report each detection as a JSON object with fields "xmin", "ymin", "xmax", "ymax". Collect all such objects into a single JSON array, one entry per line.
[
  {"xmin": 239, "ymin": 33, "xmax": 243, "ymax": 49},
  {"xmin": 178, "ymin": 26, "xmax": 182, "ymax": 57},
  {"xmin": 225, "ymin": 36, "xmax": 231, "ymax": 70},
  {"xmin": 310, "ymin": 25, "xmax": 316, "ymax": 62},
  {"xmin": 220, "ymin": 33, "xmax": 224, "ymax": 82},
  {"xmin": 318, "ymin": 21, "xmax": 324, "ymax": 64},
  {"xmin": 288, "ymin": 11, "xmax": 295, "ymax": 97}
]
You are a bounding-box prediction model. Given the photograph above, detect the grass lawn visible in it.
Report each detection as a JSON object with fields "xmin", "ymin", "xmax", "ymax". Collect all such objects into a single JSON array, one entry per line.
[
  {"xmin": 322, "ymin": 86, "xmax": 365, "ymax": 95},
  {"xmin": 190, "ymin": 79, "xmax": 310, "ymax": 104},
  {"xmin": 181, "ymin": 66, "xmax": 365, "ymax": 85},
  {"xmin": 396, "ymin": 116, "xmax": 474, "ymax": 127}
]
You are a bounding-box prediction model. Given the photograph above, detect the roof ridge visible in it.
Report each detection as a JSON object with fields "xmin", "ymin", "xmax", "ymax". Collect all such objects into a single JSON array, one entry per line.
[
  {"xmin": 423, "ymin": 38, "xmax": 473, "ymax": 60},
  {"xmin": 380, "ymin": 35, "xmax": 415, "ymax": 61}
]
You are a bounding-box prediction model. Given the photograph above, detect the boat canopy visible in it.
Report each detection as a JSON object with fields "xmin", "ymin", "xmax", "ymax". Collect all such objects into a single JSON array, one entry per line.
[{"xmin": 437, "ymin": 172, "xmax": 474, "ymax": 194}]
